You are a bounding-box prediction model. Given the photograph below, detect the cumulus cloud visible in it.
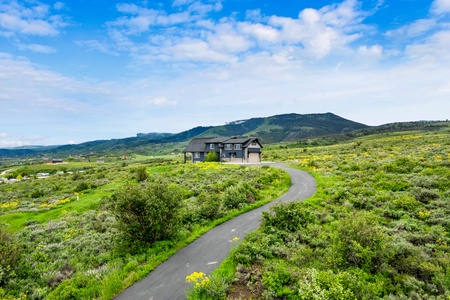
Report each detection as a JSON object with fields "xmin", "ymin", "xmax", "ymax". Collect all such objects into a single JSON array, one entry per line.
[{"xmin": 101, "ymin": 0, "xmax": 370, "ymax": 65}]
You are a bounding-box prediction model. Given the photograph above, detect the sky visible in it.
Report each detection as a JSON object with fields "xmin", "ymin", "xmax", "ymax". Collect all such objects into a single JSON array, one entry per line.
[{"xmin": 1, "ymin": 0, "xmax": 449, "ymax": 147}]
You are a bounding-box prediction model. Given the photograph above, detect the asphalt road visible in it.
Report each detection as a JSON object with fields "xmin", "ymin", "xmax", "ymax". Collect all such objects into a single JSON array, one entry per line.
[{"xmin": 114, "ymin": 164, "xmax": 316, "ymax": 300}]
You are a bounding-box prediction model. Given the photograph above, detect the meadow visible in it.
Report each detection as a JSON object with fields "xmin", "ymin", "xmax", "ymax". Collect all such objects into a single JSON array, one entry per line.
[
  {"xmin": 187, "ymin": 128, "xmax": 450, "ymax": 299},
  {"xmin": 0, "ymin": 158, "xmax": 290, "ymax": 299}
]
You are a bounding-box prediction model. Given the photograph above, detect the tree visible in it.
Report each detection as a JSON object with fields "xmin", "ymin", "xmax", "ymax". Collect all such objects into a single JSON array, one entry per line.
[
  {"xmin": 111, "ymin": 180, "xmax": 184, "ymax": 246},
  {"xmin": 205, "ymin": 151, "xmax": 219, "ymax": 162}
]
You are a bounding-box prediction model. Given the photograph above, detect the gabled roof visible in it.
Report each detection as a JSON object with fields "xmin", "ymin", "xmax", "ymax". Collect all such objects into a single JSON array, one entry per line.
[
  {"xmin": 224, "ymin": 137, "xmax": 252, "ymax": 144},
  {"xmin": 184, "ymin": 137, "xmax": 213, "ymax": 152}
]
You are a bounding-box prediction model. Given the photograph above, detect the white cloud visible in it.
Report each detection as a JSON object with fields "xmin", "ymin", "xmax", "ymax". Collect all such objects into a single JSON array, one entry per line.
[
  {"xmin": 17, "ymin": 43, "xmax": 56, "ymax": 53},
  {"xmin": 357, "ymin": 45, "xmax": 382, "ymax": 59},
  {"xmin": 103, "ymin": 0, "xmax": 370, "ymax": 66},
  {"xmin": 386, "ymin": 19, "xmax": 437, "ymax": 39},
  {"xmin": 172, "ymin": 0, "xmax": 196, "ymax": 7},
  {"xmin": 186, "ymin": 1, "xmax": 222, "ymax": 15},
  {"xmin": 0, "ymin": 52, "xmax": 114, "ymax": 115},
  {"xmin": 76, "ymin": 40, "xmax": 120, "ymax": 56},
  {"xmin": 0, "ymin": 133, "xmax": 49, "ymax": 148},
  {"xmin": 169, "ymin": 38, "xmax": 233, "ymax": 62},
  {"xmin": 53, "ymin": 2, "xmax": 65, "ymax": 11},
  {"xmin": 208, "ymin": 23, "xmax": 252, "ymax": 53},
  {"xmin": 0, "ymin": 1, "xmax": 68, "ymax": 36},
  {"xmin": 405, "ymin": 30, "xmax": 450, "ymax": 63},
  {"xmin": 239, "ymin": 22, "xmax": 279, "ymax": 43},
  {"xmin": 149, "ymin": 97, "xmax": 177, "ymax": 106},
  {"xmin": 431, "ymin": 0, "xmax": 450, "ymax": 15},
  {"xmin": 0, "ymin": 132, "xmax": 8, "ymax": 138}
]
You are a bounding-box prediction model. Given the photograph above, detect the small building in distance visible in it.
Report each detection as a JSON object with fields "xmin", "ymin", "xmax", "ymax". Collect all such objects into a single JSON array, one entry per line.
[{"xmin": 184, "ymin": 137, "xmax": 262, "ymax": 163}]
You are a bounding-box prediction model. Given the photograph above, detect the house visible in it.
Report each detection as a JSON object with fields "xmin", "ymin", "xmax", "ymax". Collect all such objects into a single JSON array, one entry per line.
[{"xmin": 184, "ymin": 137, "xmax": 263, "ymax": 163}]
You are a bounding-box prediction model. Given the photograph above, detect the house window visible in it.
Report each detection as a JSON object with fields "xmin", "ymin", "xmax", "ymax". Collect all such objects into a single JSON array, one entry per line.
[
  {"xmin": 210, "ymin": 143, "xmax": 214, "ymax": 150},
  {"xmin": 225, "ymin": 144, "xmax": 232, "ymax": 150},
  {"xmin": 194, "ymin": 152, "xmax": 200, "ymax": 158},
  {"xmin": 251, "ymin": 142, "xmax": 258, "ymax": 146},
  {"xmin": 234, "ymin": 144, "xmax": 241, "ymax": 150}
]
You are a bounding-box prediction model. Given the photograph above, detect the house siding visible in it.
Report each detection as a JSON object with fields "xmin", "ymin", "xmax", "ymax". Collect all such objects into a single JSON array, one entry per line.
[{"xmin": 185, "ymin": 137, "xmax": 262, "ymax": 163}]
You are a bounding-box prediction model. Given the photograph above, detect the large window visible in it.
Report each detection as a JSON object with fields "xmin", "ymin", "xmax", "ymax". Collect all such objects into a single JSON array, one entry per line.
[
  {"xmin": 234, "ymin": 144, "xmax": 241, "ymax": 150},
  {"xmin": 194, "ymin": 152, "xmax": 200, "ymax": 158},
  {"xmin": 225, "ymin": 144, "xmax": 232, "ymax": 150},
  {"xmin": 210, "ymin": 143, "xmax": 215, "ymax": 150}
]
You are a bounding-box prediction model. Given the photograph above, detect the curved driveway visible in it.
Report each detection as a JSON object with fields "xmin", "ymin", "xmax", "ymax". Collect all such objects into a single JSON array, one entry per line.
[{"xmin": 114, "ymin": 164, "xmax": 316, "ymax": 300}]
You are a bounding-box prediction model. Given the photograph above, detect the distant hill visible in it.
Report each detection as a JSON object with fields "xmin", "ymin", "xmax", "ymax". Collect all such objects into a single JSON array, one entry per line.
[
  {"xmin": 197, "ymin": 113, "xmax": 368, "ymax": 143},
  {"xmin": 3, "ymin": 113, "xmax": 445, "ymax": 158}
]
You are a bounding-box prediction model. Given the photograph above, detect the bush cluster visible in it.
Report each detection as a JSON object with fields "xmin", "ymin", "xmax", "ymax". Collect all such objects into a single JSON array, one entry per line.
[
  {"xmin": 0, "ymin": 161, "xmax": 288, "ymax": 299},
  {"xmin": 193, "ymin": 129, "xmax": 450, "ymax": 299}
]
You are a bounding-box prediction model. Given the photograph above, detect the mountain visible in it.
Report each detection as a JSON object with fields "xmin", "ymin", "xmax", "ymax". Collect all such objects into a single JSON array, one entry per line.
[
  {"xmin": 1, "ymin": 113, "xmax": 369, "ymax": 157},
  {"xmin": 197, "ymin": 113, "xmax": 368, "ymax": 143}
]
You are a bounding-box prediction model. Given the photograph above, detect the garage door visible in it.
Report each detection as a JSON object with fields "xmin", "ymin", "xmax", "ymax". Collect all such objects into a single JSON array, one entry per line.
[{"xmin": 248, "ymin": 152, "xmax": 260, "ymax": 163}]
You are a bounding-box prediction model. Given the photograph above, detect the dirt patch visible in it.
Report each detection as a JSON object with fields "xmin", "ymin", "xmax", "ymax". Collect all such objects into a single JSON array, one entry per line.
[{"xmin": 227, "ymin": 265, "xmax": 264, "ymax": 299}]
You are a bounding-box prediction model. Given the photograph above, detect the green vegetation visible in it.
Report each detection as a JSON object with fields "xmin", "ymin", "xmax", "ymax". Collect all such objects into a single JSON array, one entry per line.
[
  {"xmin": 111, "ymin": 180, "xmax": 184, "ymax": 246},
  {"xmin": 205, "ymin": 151, "xmax": 219, "ymax": 162},
  {"xmin": 188, "ymin": 128, "xmax": 450, "ymax": 299},
  {"xmin": 0, "ymin": 159, "xmax": 289, "ymax": 299}
]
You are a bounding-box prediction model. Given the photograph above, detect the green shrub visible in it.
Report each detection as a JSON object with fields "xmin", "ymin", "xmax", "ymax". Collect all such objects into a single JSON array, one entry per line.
[
  {"xmin": 295, "ymin": 268, "xmax": 356, "ymax": 300},
  {"xmin": 110, "ymin": 180, "xmax": 184, "ymax": 246},
  {"xmin": 262, "ymin": 202, "xmax": 317, "ymax": 233},
  {"xmin": 221, "ymin": 181, "xmax": 260, "ymax": 211},
  {"xmin": 74, "ymin": 181, "xmax": 90, "ymax": 192},
  {"xmin": 393, "ymin": 195, "xmax": 421, "ymax": 211},
  {"xmin": 204, "ymin": 152, "xmax": 219, "ymax": 162},
  {"xmin": 132, "ymin": 166, "xmax": 148, "ymax": 182},
  {"xmin": 332, "ymin": 211, "xmax": 392, "ymax": 273},
  {"xmin": 196, "ymin": 192, "xmax": 223, "ymax": 221},
  {"xmin": 0, "ymin": 225, "xmax": 21, "ymax": 286},
  {"xmin": 410, "ymin": 187, "xmax": 440, "ymax": 204}
]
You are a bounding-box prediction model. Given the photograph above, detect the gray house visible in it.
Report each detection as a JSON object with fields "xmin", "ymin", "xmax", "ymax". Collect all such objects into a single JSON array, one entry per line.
[{"xmin": 184, "ymin": 137, "xmax": 263, "ymax": 163}]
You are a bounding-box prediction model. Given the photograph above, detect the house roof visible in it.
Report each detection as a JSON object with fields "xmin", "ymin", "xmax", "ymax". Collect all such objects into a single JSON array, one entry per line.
[
  {"xmin": 207, "ymin": 137, "xmax": 231, "ymax": 143},
  {"xmin": 184, "ymin": 137, "xmax": 212, "ymax": 152},
  {"xmin": 224, "ymin": 137, "xmax": 252, "ymax": 144}
]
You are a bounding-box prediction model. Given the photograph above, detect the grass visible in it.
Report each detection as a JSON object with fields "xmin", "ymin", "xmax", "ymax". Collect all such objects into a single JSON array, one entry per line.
[{"xmin": 0, "ymin": 181, "xmax": 120, "ymax": 232}]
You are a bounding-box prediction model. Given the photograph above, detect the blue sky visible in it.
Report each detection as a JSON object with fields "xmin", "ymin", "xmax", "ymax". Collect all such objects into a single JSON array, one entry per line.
[{"xmin": 1, "ymin": 0, "xmax": 449, "ymax": 147}]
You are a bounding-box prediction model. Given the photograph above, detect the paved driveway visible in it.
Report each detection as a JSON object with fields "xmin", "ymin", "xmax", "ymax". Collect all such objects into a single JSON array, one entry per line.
[{"xmin": 114, "ymin": 164, "xmax": 316, "ymax": 300}]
